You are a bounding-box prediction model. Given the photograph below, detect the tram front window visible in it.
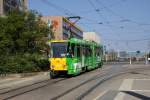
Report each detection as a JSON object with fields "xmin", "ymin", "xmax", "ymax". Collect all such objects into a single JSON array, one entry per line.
[{"xmin": 51, "ymin": 42, "xmax": 67, "ymax": 58}]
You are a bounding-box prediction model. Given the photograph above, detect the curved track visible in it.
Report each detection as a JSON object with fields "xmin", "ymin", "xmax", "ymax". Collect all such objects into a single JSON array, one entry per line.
[{"xmin": 0, "ymin": 64, "xmax": 149, "ymax": 100}]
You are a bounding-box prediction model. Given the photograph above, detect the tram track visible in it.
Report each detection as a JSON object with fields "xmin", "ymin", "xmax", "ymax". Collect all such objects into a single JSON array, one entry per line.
[
  {"xmin": 0, "ymin": 64, "xmax": 120, "ymax": 100},
  {"xmin": 0, "ymin": 66, "xmax": 107, "ymax": 100},
  {"xmin": 76, "ymin": 67, "xmax": 149, "ymax": 100},
  {"xmin": 51, "ymin": 66, "xmax": 150, "ymax": 100},
  {"xmin": 0, "ymin": 78, "xmax": 68, "ymax": 100},
  {"xmin": 1, "ymin": 64, "xmax": 149, "ymax": 100}
]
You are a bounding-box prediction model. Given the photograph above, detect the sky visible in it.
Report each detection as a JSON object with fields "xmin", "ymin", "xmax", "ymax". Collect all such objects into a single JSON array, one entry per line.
[{"xmin": 29, "ymin": 0, "xmax": 150, "ymax": 52}]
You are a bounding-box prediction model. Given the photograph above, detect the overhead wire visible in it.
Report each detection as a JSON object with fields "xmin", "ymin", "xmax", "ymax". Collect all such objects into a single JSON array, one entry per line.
[
  {"xmin": 87, "ymin": 0, "xmax": 111, "ymax": 27},
  {"xmin": 41, "ymin": 0, "xmax": 121, "ymax": 29},
  {"xmin": 40, "ymin": 0, "xmax": 149, "ymax": 48},
  {"xmin": 107, "ymin": 0, "xmax": 126, "ymax": 8},
  {"xmin": 88, "ymin": 0, "xmax": 127, "ymax": 42},
  {"xmin": 104, "ymin": 37, "xmax": 150, "ymax": 42},
  {"xmin": 41, "ymin": 0, "xmax": 108, "ymax": 31},
  {"xmin": 42, "ymin": 0, "xmax": 75, "ymax": 16},
  {"xmin": 95, "ymin": 0, "xmax": 150, "ymax": 26},
  {"xmin": 95, "ymin": 0, "xmax": 150, "ymax": 43}
]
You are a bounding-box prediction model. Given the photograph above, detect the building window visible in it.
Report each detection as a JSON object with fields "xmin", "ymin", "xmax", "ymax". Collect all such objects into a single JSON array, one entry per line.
[{"xmin": 3, "ymin": 0, "xmax": 24, "ymax": 14}]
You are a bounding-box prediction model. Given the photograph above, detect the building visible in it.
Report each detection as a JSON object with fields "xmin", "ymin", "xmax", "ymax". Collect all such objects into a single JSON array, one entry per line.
[
  {"xmin": 0, "ymin": 0, "xmax": 28, "ymax": 16},
  {"xmin": 105, "ymin": 49, "xmax": 118, "ymax": 61},
  {"xmin": 83, "ymin": 32, "xmax": 101, "ymax": 44},
  {"xmin": 118, "ymin": 51, "xmax": 127, "ymax": 58},
  {"xmin": 41, "ymin": 16, "xmax": 83, "ymax": 40}
]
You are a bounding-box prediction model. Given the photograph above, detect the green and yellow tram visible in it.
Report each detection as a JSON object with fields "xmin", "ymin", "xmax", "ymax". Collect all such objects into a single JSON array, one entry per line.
[{"xmin": 49, "ymin": 38, "xmax": 103, "ymax": 78}]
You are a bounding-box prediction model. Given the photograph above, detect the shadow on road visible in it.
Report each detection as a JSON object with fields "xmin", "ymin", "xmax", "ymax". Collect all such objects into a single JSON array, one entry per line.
[{"xmin": 122, "ymin": 91, "xmax": 150, "ymax": 100}]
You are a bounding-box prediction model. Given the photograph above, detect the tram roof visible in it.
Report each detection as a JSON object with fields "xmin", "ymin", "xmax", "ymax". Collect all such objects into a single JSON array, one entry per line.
[
  {"xmin": 69, "ymin": 38, "xmax": 102, "ymax": 47},
  {"xmin": 49, "ymin": 38, "xmax": 102, "ymax": 47}
]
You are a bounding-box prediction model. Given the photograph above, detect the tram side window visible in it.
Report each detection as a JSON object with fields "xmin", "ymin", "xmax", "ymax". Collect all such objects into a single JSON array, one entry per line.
[
  {"xmin": 95, "ymin": 47, "xmax": 97, "ymax": 56},
  {"xmin": 85, "ymin": 46, "xmax": 88, "ymax": 57},
  {"xmin": 95, "ymin": 47, "xmax": 98, "ymax": 56},
  {"xmin": 67, "ymin": 43, "xmax": 75, "ymax": 57},
  {"xmin": 87, "ymin": 46, "xmax": 92, "ymax": 57},
  {"xmin": 67, "ymin": 43, "xmax": 70, "ymax": 52},
  {"xmin": 82, "ymin": 46, "xmax": 86, "ymax": 56},
  {"xmin": 81, "ymin": 45, "xmax": 85, "ymax": 57},
  {"xmin": 84, "ymin": 46, "xmax": 91, "ymax": 57},
  {"xmin": 97, "ymin": 47, "xmax": 101, "ymax": 56},
  {"xmin": 90, "ymin": 48, "xmax": 92, "ymax": 56},
  {"xmin": 100, "ymin": 48, "xmax": 103, "ymax": 56},
  {"xmin": 77, "ymin": 45, "xmax": 81, "ymax": 57},
  {"xmin": 71, "ymin": 43, "xmax": 75, "ymax": 56}
]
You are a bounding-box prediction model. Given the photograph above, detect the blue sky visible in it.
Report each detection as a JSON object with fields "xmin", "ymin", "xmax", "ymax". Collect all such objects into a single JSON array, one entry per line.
[{"xmin": 29, "ymin": 0, "xmax": 150, "ymax": 52}]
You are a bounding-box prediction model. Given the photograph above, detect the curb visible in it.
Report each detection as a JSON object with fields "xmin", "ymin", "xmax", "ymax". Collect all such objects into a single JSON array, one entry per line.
[
  {"xmin": 122, "ymin": 64, "xmax": 150, "ymax": 67},
  {"xmin": 0, "ymin": 72, "xmax": 49, "ymax": 79}
]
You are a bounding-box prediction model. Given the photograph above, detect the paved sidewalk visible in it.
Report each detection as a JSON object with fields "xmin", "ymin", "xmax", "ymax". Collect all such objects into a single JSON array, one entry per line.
[{"xmin": 0, "ymin": 72, "xmax": 49, "ymax": 93}]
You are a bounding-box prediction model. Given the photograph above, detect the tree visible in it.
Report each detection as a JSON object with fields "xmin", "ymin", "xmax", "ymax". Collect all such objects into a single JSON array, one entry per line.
[{"xmin": 0, "ymin": 10, "xmax": 50, "ymax": 73}]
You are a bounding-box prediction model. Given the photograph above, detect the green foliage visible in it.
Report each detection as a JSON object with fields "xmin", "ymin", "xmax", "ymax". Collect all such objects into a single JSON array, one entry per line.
[{"xmin": 0, "ymin": 10, "xmax": 50, "ymax": 73}]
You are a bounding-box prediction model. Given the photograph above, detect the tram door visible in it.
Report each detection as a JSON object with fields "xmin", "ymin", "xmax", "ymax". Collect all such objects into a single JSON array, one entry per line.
[
  {"xmin": 81, "ymin": 46, "xmax": 85, "ymax": 70},
  {"xmin": 76, "ymin": 45, "xmax": 82, "ymax": 70}
]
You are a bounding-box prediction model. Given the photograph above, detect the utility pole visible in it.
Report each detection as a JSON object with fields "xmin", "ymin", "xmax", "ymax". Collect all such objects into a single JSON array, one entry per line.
[
  {"xmin": 48, "ymin": 19, "xmax": 51, "ymax": 40},
  {"xmin": 126, "ymin": 42, "xmax": 132, "ymax": 64},
  {"xmin": 130, "ymin": 56, "xmax": 132, "ymax": 64},
  {"xmin": 145, "ymin": 52, "xmax": 148, "ymax": 64},
  {"xmin": 145, "ymin": 41, "xmax": 150, "ymax": 64},
  {"xmin": 47, "ymin": 19, "xmax": 51, "ymax": 58}
]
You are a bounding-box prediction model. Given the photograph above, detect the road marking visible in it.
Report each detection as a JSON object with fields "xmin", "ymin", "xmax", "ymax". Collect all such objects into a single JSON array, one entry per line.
[
  {"xmin": 119, "ymin": 79, "xmax": 134, "ymax": 91},
  {"xmin": 125, "ymin": 90, "xmax": 150, "ymax": 92},
  {"xmin": 114, "ymin": 79, "xmax": 134, "ymax": 100},
  {"xmin": 93, "ymin": 90, "xmax": 108, "ymax": 100},
  {"xmin": 114, "ymin": 89, "xmax": 150, "ymax": 100},
  {"xmin": 113, "ymin": 92, "xmax": 125, "ymax": 100},
  {"xmin": 133, "ymin": 79, "xmax": 150, "ymax": 80}
]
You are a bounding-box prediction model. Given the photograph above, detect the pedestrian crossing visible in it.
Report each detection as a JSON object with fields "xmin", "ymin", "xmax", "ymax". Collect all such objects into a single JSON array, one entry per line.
[{"xmin": 95, "ymin": 78, "xmax": 150, "ymax": 100}]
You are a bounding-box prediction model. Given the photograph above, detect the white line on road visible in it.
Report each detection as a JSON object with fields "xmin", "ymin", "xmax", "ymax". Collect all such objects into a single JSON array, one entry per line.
[
  {"xmin": 133, "ymin": 78, "xmax": 150, "ymax": 80},
  {"xmin": 113, "ymin": 92, "xmax": 125, "ymax": 100},
  {"xmin": 93, "ymin": 90, "xmax": 108, "ymax": 100},
  {"xmin": 119, "ymin": 79, "xmax": 134, "ymax": 91},
  {"xmin": 114, "ymin": 79, "xmax": 134, "ymax": 100},
  {"xmin": 125, "ymin": 90, "xmax": 150, "ymax": 92},
  {"xmin": 114, "ymin": 90, "xmax": 150, "ymax": 100}
]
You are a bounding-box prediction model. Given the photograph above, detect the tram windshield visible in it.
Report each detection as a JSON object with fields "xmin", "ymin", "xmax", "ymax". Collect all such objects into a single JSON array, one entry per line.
[{"xmin": 51, "ymin": 42, "xmax": 67, "ymax": 58}]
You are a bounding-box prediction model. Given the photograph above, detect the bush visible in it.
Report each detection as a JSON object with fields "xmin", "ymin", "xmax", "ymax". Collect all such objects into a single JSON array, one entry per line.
[
  {"xmin": 0, "ymin": 10, "xmax": 50, "ymax": 74},
  {"xmin": 0, "ymin": 54, "xmax": 49, "ymax": 74},
  {"xmin": 23, "ymin": 53, "xmax": 49, "ymax": 71},
  {"xmin": 37, "ymin": 59, "xmax": 49, "ymax": 71}
]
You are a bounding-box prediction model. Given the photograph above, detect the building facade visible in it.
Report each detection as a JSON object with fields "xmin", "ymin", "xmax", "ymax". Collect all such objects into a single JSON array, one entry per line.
[
  {"xmin": 83, "ymin": 32, "xmax": 101, "ymax": 44},
  {"xmin": 0, "ymin": 0, "xmax": 28, "ymax": 16},
  {"xmin": 41, "ymin": 16, "xmax": 83, "ymax": 40}
]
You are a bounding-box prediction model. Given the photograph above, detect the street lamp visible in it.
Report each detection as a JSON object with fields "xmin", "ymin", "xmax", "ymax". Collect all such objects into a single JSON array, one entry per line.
[
  {"xmin": 47, "ymin": 19, "xmax": 52, "ymax": 58},
  {"xmin": 48, "ymin": 19, "xmax": 51, "ymax": 40}
]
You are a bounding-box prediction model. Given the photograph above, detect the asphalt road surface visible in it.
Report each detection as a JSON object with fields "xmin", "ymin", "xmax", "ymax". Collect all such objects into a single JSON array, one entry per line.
[{"xmin": 0, "ymin": 63, "xmax": 150, "ymax": 100}]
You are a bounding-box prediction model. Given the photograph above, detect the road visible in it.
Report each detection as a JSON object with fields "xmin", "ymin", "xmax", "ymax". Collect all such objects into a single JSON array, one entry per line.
[{"xmin": 0, "ymin": 63, "xmax": 150, "ymax": 100}]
